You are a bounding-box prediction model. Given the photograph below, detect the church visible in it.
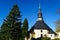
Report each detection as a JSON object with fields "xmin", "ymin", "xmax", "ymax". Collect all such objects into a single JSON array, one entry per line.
[{"xmin": 25, "ymin": 5, "xmax": 60, "ymax": 40}]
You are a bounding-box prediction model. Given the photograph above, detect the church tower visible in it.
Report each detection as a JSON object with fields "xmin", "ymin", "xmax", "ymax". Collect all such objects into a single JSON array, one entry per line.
[{"xmin": 37, "ymin": 4, "xmax": 43, "ymax": 21}]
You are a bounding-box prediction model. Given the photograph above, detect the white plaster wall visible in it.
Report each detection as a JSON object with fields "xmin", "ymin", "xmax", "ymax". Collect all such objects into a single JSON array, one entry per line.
[
  {"xmin": 29, "ymin": 33, "xmax": 32, "ymax": 40},
  {"xmin": 25, "ymin": 37, "xmax": 27, "ymax": 40},
  {"xmin": 42, "ymin": 30, "xmax": 48, "ymax": 37},
  {"xmin": 47, "ymin": 34, "xmax": 55, "ymax": 39},
  {"xmin": 34, "ymin": 29, "xmax": 48, "ymax": 38},
  {"xmin": 27, "ymin": 29, "xmax": 56, "ymax": 40},
  {"xmin": 58, "ymin": 32, "xmax": 60, "ymax": 38},
  {"xmin": 57, "ymin": 32, "xmax": 60, "ymax": 39},
  {"xmin": 34, "ymin": 29, "xmax": 41, "ymax": 38}
]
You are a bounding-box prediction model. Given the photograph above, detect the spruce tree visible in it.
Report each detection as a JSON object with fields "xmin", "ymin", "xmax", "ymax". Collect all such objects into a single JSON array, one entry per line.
[
  {"xmin": 1, "ymin": 21, "xmax": 11, "ymax": 40},
  {"xmin": 1, "ymin": 4, "xmax": 22, "ymax": 40},
  {"xmin": 22, "ymin": 18, "xmax": 28, "ymax": 40}
]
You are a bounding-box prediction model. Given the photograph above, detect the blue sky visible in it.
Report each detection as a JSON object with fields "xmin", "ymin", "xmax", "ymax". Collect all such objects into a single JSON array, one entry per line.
[{"xmin": 0, "ymin": 0, "xmax": 60, "ymax": 31}]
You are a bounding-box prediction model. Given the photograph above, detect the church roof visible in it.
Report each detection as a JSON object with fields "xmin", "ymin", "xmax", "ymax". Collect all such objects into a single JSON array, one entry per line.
[
  {"xmin": 33, "ymin": 21, "xmax": 49, "ymax": 29},
  {"xmin": 29, "ymin": 21, "xmax": 56, "ymax": 35}
]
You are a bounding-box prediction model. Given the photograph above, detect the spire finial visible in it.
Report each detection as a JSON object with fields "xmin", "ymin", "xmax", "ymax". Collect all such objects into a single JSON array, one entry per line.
[
  {"xmin": 39, "ymin": 3, "xmax": 40, "ymax": 9},
  {"xmin": 38, "ymin": 3, "xmax": 41, "ymax": 13}
]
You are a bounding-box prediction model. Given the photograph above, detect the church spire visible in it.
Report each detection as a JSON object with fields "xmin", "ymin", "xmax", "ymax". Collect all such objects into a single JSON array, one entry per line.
[{"xmin": 37, "ymin": 3, "xmax": 43, "ymax": 21}]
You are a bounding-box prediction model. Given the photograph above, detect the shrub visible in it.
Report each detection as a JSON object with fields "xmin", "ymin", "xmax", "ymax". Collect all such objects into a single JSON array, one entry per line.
[
  {"xmin": 41, "ymin": 37, "xmax": 51, "ymax": 40},
  {"xmin": 53, "ymin": 38, "xmax": 60, "ymax": 40}
]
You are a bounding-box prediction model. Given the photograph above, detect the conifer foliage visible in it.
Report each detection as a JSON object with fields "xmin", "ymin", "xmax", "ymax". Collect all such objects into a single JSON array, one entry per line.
[
  {"xmin": 22, "ymin": 18, "xmax": 28, "ymax": 40},
  {"xmin": 1, "ymin": 5, "xmax": 22, "ymax": 40}
]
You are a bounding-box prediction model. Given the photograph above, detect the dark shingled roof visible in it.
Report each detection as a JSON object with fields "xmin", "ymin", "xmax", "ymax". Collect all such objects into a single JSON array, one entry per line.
[{"xmin": 29, "ymin": 21, "xmax": 56, "ymax": 35}]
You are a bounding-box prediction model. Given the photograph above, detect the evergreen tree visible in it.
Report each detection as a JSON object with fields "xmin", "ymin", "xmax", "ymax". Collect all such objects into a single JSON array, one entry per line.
[
  {"xmin": 22, "ymin": 18, "xmax": 28, "ymax": 40},
  {"xmin": 1, "ymin": 21, "xmax": 11, "ymax": 40},
  {"xmin": 1, "ymin": 4, "xmax": 22, "ymax": 40}
]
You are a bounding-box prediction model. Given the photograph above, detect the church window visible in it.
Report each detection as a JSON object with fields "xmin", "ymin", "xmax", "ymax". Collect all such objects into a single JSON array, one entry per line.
[
  {"xmin": 41, "ymin": 34, "xmax": 43, "ymax": 38},
  {"xmin": 51, "ymin": 35, "xmax": 52, "ymax": 37}
]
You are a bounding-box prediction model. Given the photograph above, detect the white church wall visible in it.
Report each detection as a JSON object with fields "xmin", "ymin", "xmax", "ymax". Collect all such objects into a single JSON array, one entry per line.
[
  {"xmin": 41, "ymin": 30, "xmax": 48, "ymax": 37},
  {"xmin": 29, "ymin": 33, "xmax": 33, "ymax": 40},
  {"xmin": 56, "ymin": 32, "xmax": 60, "ymax": 39},
  {"xmin": 27, "ymin": 29, "xmax": 56, "ymax": 40},
  {"xmin": 58, "ymin": 32, "xmax": 60, "ymax": 39},
  {"xmin": 34, "ymin": 29, "xmax": 41, "ymax": 38},
  {"xmin": 48, "ymin": 34, "xmax": 55, "ymax": 39},
  {"xmin": 34, "ymin": 29, "xmax": 48, "ymax": 38},
  {"xmin": 25, "ymin": 37, "xmax": 27, "ymax": 40}
]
